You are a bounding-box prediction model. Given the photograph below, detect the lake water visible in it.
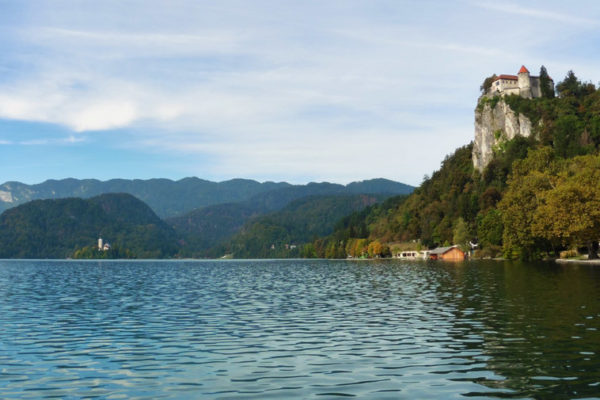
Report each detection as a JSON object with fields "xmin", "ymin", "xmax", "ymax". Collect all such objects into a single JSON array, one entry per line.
[{"xmin": 0, "ymin": 259, "xmax": 599, "ymax": 399}]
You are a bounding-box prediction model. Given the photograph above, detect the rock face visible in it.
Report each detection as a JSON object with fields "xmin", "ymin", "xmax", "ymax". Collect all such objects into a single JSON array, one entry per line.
[{"xmin": 472, "ymin": 98, "xmax": 532, "ymax": 172}]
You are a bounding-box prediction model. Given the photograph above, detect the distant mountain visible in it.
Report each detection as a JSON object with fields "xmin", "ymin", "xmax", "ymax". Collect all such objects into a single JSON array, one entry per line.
[
  {"xmin": 242, "ymin": 179, "xmax": 412, "ymax": 211},
  {"xmin": 223, "ymin": 194, "xmax": 391, "ymax": 258},
  {"xmin": 0, "ymin": 193, "xmax": 178, "ymax": 259},
  {"xmin": 0, "ymin": 178, "xmax": 412, "ymax": 219},
  {"xmin": 169, "ymin": 203, "xmax": 259, "ymax": 256},
  {"xmin": 168, "ymin": 179, "xmax": 414, "ymax": 256},
  {"xmin": 0, "ymin": 178, "xmax": 291, "ymax": 218},
  {"xmin": 0, "ymin": 178, "xmax": 413, "ymax": 259}
]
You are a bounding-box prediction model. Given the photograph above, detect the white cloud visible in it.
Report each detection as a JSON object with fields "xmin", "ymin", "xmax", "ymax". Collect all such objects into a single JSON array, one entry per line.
[
  {"xmin": 67, "ymin": 101, "xmax": 137, "ymax": 132},
  {"xmin": 473, "ymin": 2, "xmax": 598, "ymax": 26},
  {"xmin": 0, "ymin": 0, "xmax": 599, "ymax": 183}
]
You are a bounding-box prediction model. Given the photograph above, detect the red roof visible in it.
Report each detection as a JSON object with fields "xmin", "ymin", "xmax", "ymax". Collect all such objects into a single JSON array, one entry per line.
[
  {"xmin": 519, "ymin": 65, "xmax": 529, "ymax": 74},
  {"xmin": 493, "ymin": 74, "xmax": 518, "ymax": 81}
]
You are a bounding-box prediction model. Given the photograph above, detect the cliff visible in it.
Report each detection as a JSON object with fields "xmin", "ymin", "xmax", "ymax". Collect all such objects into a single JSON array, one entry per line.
[{"xmin": 472, "ymin": 97, "xmax": 532, "ymax": 172}]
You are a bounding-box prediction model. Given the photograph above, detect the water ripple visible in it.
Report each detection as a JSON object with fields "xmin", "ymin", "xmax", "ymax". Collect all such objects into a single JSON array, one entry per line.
[{"xmin": 1, "ymin": 259, "xmax": 599, "ymax": 398}]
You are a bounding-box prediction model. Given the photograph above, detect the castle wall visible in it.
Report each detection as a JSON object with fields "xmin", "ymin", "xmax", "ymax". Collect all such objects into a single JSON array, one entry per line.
[
  {"xmin": 503, "ymin": 87, "xmax": 520, "ymax": 96},
  {"xmin": 530, "ymin": 77, "xmax": 542, "ymax": 98},
  {"xmin": 491, "ymin": 78, "xmax": 518, "ymax": 95},
  {"xmin": 518, "ymin": 73, "xmax": 532, "ymax": 98}
]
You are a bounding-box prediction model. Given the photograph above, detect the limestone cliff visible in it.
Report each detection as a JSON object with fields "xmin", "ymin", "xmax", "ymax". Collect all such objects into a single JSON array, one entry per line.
[{"xmin": 472, "ymin": 98, "xmax": 532, "ymax": 172}]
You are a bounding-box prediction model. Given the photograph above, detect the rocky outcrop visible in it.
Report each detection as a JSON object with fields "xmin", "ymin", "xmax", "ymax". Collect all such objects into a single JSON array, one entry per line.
[
  {"xmin": 472, "ymin": 98, "xmax": 532, "ymax": 172},
  {"xmin": 0, "ymin": 190, "xmax": 13, "ymax": 203}
]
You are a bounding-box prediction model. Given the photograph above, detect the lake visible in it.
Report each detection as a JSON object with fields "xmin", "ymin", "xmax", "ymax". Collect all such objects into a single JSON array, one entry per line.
[{"xmin": 0, "ymin": 259, "xmax": 599, "ymax": 399}]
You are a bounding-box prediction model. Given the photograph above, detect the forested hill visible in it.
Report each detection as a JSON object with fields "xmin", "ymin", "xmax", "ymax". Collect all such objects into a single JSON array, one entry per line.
[
  {"xmin": 167, "ymin": 178, "xmax": 413, "ymax": 255},
  {"xmin": 0, "ymin": 178, "xmax": 413, "ymax": 259},
  {"xmin": 219, "ymin": 194, "xmax": 392, "ymax": 259},
  {"xmin": 0, "ymin": 177, "xmax": 413, "ymax": 218},
  {"xmin": 0, "ymin": 193, "xmax": 178, "ymax": 259},
  {"xmin": 310, "ymin": 69, "xmax": 600, "ymax": 260}
]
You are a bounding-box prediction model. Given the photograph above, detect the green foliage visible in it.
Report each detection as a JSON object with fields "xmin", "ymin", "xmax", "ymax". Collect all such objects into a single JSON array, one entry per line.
[
  {"xmin": 73, "ymin": 244, "xmax": 135, "ymax": 259},
  {"xmin": 477, "ymin": 95, "xmax": 501, "ymax": 112},
  {"xmin": 225, "ymin": 194, "xmax": 389, "ymax": 259},
  {"xmin": 0, "ymin": 194, "xmax": 178, "ymax": 259},
  {"xmin": 310, "ymin": 144, "xmax": 481, "ymax": 258},
  {"xmin": 169, "ymin": 179, "xmax": 414, "ymax": 257},
  {"xmin": 553, "ymin": 114, "xmax": 587, "ymax": 157},
  {"xmin": 312, "ymin": 69, "xmax": 600, "ymax": 261},
  {"xmin": 500, "ymin": 148, "xmax": 600, "ymax": 259},
  {"xmin": 480, "ymin": 74, "xmax": 498, "ymax": 94},
  {"xmin": 556, "ymin": 70, "xmax": 583, "ymax": 98},
  {"xmin": 0, "ymin": 177, "xmax": 413, "ymax": 219},
  {"xmin": 0, "ymin": 178, "xmax": 292, "ymax": 218},
  {"xmin": 453, "ymin": 217, "xmax": 471, "ymax": 251},
  {"xmin": 531, "ymin": 154, "xmax": 600, "ymax": 258},
  {"xmin": 539, "ymin": 66, "xmax": 555, "ymax": 99},
  {"xmin": 477, "ymin": 209, "xmax": 503, "ymax": 247},
  {"xmin": 304, "ymin": 196, "xmax": 407, "ymax": 258}
]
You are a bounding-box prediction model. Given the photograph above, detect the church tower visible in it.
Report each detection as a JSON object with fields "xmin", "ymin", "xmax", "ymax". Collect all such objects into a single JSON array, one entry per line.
[{"xmin": 517, "ymin": 65, "xmax": 532, "ymax": 98}]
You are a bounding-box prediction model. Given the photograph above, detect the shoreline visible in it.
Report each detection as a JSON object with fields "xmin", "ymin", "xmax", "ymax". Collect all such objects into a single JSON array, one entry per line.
[{"xmin": 555, "ymin": 258, "xmax": 600, "ymax": 265}]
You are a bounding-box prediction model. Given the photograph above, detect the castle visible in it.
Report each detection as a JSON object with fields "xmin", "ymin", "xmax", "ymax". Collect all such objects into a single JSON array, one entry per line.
[
  {"xmin": 473, "ymin": 65, "xmax": 554, "ymax": 172},
  {"xmin": 486, "ymin": 65, "xmax": 553, "ymax": 99}
]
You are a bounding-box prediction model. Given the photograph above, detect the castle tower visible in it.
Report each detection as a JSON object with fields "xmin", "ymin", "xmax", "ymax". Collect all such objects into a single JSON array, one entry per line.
[{"xmin": 517, "ymin": 65, "xmax": 532, "ymax": 98}]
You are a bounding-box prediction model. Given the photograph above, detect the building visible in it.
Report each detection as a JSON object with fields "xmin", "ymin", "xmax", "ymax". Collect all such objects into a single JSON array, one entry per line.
[
  {"xmin": 487, "ymin": 65, "xmax": 553, "ymax": 99},
  {"xmin": 397, "ymin": 250, "xmax": 420, "ymax": 259},
  {"xmin": 98, "ymin": 237, "xmax": 111, "ymax": 251},
  {"xmin": 396, "ymin": 250, "xmax": 430, "ymax": 260},
  {"xmin": 429, "ymin": 246, "xmax": 465, "ymax": 261}
]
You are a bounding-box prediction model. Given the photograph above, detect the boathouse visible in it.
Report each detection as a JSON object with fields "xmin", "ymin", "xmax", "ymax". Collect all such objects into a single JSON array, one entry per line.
[{"xmin": 429, "ymin": 246, "xmax": 465, "ymax": 261}]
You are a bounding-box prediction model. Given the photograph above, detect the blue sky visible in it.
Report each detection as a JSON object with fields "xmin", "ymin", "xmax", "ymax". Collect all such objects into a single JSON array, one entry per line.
[{"xmin": 1, "ymin": 0, "xmax": 599, "ymax": 185}]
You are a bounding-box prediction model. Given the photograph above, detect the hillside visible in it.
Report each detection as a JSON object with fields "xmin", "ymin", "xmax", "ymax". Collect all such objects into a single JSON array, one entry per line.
[
  {"xmin": 0, "ymin": 178, "xmax": 291, "ymax": 218},
  {"xmin": 168, "ymin": 179, "xmax": 413, "ymax": 256},
  {"xmin": 0, "ymin": 177, "xmax": 412, "ymax": 219},
  {"xmin": 312, "ymin": 68, "xmax": 600, "ymax": 260},
  {"xmin": 169, "ymin": 203, "xmax": 259, "ymax": 256},
  {"xmin": 223, "ymin": 194, "xmax": 392, "ymax": 258},
  {"xmin": 0, "ymin": 193, "xmax": 178, "ymax": 258}
]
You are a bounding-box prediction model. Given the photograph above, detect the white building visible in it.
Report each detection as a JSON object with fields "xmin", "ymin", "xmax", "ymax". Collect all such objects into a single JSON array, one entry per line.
[
  {"xmin": 396, "ymin": 250, "xmax": 430, "ymax": 260},
  {"xmin": 98, "ymin": 237, "xmax": 111, "ymax": 251},
  {"xmin": 488, "ymin": 65, "xmax": 553, "ymax": 99}
]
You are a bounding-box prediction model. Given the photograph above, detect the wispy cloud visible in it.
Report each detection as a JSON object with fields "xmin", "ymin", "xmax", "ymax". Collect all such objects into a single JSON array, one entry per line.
[
  {"xmin": 17, "ymin": 136, "xmax": 85, "ymax": 146},
  {"xmin": 0, "ymin": 0, "xmax": 599, "ymax": 184},
  {"xmin": 473, "ymin": 2, "xmax": 598, "ymax": 26}
]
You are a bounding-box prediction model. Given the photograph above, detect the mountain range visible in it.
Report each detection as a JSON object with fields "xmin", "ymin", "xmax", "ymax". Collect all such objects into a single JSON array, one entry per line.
[
  {"xmin": 0, "ymin": 178, "xmax": 414, "ymax": 258},
  {"xmin": 0, "ymin": 177, "xmax": 413, "ymax": 218}
]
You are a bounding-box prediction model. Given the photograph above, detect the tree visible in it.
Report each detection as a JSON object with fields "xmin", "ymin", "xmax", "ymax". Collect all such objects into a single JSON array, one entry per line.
[
  {"xmin": 556, "ymin": 70, "xmax": 582, "ymax": 98},
  {"xmin": 477, "ymin": 209, "xmax": 503, "ymax": 247},
  {"xmin": 453, "ymin": 218, "xmax": 471, "ymax": 251},
  {"xmin": 539, "ymin": 66, "xmax": 555, "ymax": 99},
  {"xmin": 531, "ymin": 155, "xmax": 600, "ymax": 259},
  {"xmin": 498, "ymin": 147, "xmax": 556, "ymax": 259},
  {"xmin": 553, "ymin": 114, "xmax": 584, "ymax": 158},
  {"xmin": 480, "ymin": 74, "xmax": 498, "ymax": 94},
  {"xmin": 368, "ymin": 240, "xmax": 383, "ymax": 258}
]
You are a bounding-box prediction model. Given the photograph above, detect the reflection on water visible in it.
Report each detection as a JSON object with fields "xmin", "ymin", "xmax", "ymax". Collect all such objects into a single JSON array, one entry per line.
[{"xmin": 0, "ymin": 259, "xmax": 599, "ymax": 399}]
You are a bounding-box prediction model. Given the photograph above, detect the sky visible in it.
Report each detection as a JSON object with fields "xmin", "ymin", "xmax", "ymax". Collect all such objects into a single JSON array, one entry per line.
[{"xmin": 1, "ymin": 1, "xmax": 599, "ymax": 186}]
